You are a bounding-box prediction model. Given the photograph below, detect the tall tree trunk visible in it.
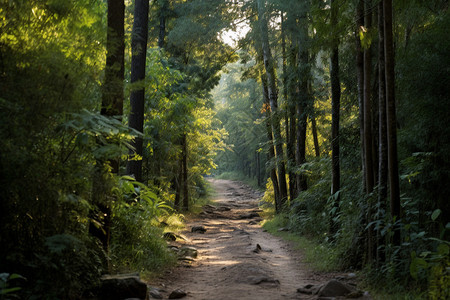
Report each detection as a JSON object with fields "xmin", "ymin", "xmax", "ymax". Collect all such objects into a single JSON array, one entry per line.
[
  {"xmin": 182, "ymin": 133, "xmax": 189, "ymax": 211},
  {"xmin": 363, "ymin": 0, "xmax": 374, "ymax": 194},
  {"xmin": 127, "ymin": 0, "xmax": 150, "ymax": 182},
  {"xmin": 158, "ymin": 0, "xmax": 167, "ymax": 48},
  {"xmin": 257, "ymin": 0, "xmax": 288, "ymax": 210},
  {"xmin": 281, "ymin": 12, "xmax": 297, "ymax": 202},
  {"xmin": 356, "ymin": 0, "xmax": 366, "ymax": 192},
  {"xmin": 311, "ymin": 115, "xmax": 320, "ymax": 157},
  {"xmin": 377, "ymin": 0, "xmax": 388, "ymax": 264},
  {"xmin": 296, "ymin": 3, "xmax": 310, "ymax": 194},
  {"xmin": 262, "ymin": 75, "xmax": 281, "ymax": 208},
  {"xmin": 288, "ymin": 33, "xmax": 299, "ymax": 198},
  {"xmin": 91, "ymin": 0, "xmax": 125, "ymax": 253},
  {"xmin": 330, "ymin": 0, "xmax": 341, "ymax": 235},
  {"xmin": 384, "ymin": 0, "xmax": 401, "ymax": 246},
  {"xmin": 256, "ymin": 151, "xmax": 262, "ymax": 187},
  {"xmin": 101, "ymin": 0, "xmax": 125, "ymax": 119}
]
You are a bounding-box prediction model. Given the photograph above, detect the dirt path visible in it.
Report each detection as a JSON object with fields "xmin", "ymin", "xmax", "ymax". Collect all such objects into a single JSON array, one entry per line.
[{"xmin": 151, "ymin": 179, "xmax": 344, "ymax": 299}]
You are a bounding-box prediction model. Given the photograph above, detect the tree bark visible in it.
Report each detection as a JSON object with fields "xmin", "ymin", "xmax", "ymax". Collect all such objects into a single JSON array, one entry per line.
[
  {"xmin": 262, "ymin": 75, "xmax": 281, "ymax": 208},
  {"xmin": 158, "ymin": 0, "xmax": 167, "ymax": 48},
  {"xmin": 311, "ymin": 115, "xmax": 320, "ymax": 157},
  {"xmin": 295, "ymin": 3, "xmax": 310, "ymax": 194},
  {"xmin": 377, "ymin": 0, "xmax": 388, "ymax": 264},
  {"xmin": 356, "ymin": 0, "xmax": 366, "ymax": 192},
  {"xmin": 330, "ymin": 0, "xmax": 341, "ymax": 235},
  {"xmin": 126, "ymin": 0, "xmax": 150, "ymax": 182},
  {"xmin": 281, "ymin": 12, "xmax": 297, "ymax": 202},
  {"xmin": 257, "ymin": 0, "xmax": 288, "ymax": 210},
  {"xmin": 182, "ymin": 134, "xmax": 189, "ymax": 211},
  {"xmin": 101, "ymin": 0, "xmax": 125, "ymax": 118},
  {"xmin": 91, "ymin": 0, "xmax": 125, "ymax": 253},
  {"xmin": 363, "ymin": 0, "xmax": 374, "ymax": 194},
  {"xmin": 384, "ymin": 0, "xmax": 401, "ymax": 246}
]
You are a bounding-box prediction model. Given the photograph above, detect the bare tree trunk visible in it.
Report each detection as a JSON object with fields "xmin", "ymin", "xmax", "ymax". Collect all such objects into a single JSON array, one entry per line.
[
  {"xmin": 377, "ymin": 0, "xmax": 388, "ymax": 264},
  {"xmin": 356, "ymin": 0, "xmax": 366, "ymax": 192},
  {"xmin": 257, "ymin": 0, "xmax": 288, "ymax": 210},
  {"xmin": 158, "ymin": 0, "xmax": 167, "ymax": 48},
  {"xmin": 281, "ymin": 12, "xmax": 297, "ymax": 202},
  {"xmin": 384, "ymin": 0, "xmax": 401, "ymax": 246},
  {"xmin": 262, "ymin": 75, "xmax": 281, "ymax": 208},
  {"xmin": 330, "ymin": 0, "xmax": 341, "ymax": 235},
  {"xmin": 296, "ymin": 3, "xmax": 310, "ymax": 194},
  {"xmin": 363, "ymin": 0, "xmax": 374, "ymax": 194},
  {"xmin": 182, "ymin": 134, "xmax": 189, "ymax": 211},
  {"xmin": 91, "ymin": 0, "xmax": 125, "ymax": 253},
  {"xmin": 101, "ymin": 0, "xmax": 125, "ymax": 119},
  {"xmin": 311, "ymin": 115, "xmax": 320, "ymax": 157},
  {"xmin": 127, "ymin": 0, "xmax": 150, "ymax": 182}
]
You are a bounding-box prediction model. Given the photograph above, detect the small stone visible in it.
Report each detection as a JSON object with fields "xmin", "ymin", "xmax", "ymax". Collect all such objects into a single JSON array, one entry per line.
[
  {"xmin": 318, "ymin": 279, "xmax": 354, "ymax": 297},
  {"xmin": 191, "ymin": 225, "xmax": 207, "ymax": 233},
  {"xmin": 97, "ymin": 275, "xmax": 147, "ymax": 300},
  {"xmin": 277, "ymin": 227, "xmax": 289, "ymax": 232},
  {"xmin": 248, "ymin": 276, "xmax": 279, "ymax": 285},
  {"xmin": 169, "ymin": 289, "xmax": 187, "ymax": 299},
  {"xmin": 179, "ymin": 246, "xmax": 198, "ymax": 258},
  {"xmin": 297, "ymin": 284, "xmax": 320, "ymax": 295},
  {"xmin": 149, "ymin": 287, "xmax": 163, "ymax": 299},
  {"xmin": 252, "ymin": 244, "xmax": 262, "ymax": 253},
  {"xmin": 163, "ymin": 232, "xmax": 177, "ymax": 241}
]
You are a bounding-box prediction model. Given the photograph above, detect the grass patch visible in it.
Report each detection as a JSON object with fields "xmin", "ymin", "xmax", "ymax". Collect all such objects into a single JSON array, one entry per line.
[{"xmin": 261, "ymin": 213, "xmax": 339, "ymax": 272}]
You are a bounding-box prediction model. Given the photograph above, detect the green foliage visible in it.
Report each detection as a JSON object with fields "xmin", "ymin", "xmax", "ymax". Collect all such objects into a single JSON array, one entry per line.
[
  {"xmin": 110, "ymin": 177, "xmax": 176, "ymax": 273},
  {"xmin": 0, "ymin": 273, "xmax": 25, "ymax": 299},
  {"xmin": 289, "ymin": 158, "xmax": 332, "ymax": 238},
  {"xmin": 29, "ymin": 234, "xmax": 103, "ymax": 299},
  {"xmin": 262, "ymin": 214, "xmax": 339, "ymax": 272}
]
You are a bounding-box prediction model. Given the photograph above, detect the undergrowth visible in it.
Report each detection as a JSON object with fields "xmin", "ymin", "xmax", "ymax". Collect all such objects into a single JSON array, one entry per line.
[{"xmin": 261, "ymin": 213, "xmax": 340, "ymax": 272}]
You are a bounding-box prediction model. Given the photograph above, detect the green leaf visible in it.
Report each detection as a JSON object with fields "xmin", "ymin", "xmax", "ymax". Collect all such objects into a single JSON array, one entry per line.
[
  {"xmin": 437, "ymin": 243, "xmax": 449, "ymax": 256},
  {"xmin": 431, "ymin": 209, "xmax": 441, "ymax": 221},
  {"xmin": 0, "ymin": 287, "xmax": 21, "ymax": 295}
]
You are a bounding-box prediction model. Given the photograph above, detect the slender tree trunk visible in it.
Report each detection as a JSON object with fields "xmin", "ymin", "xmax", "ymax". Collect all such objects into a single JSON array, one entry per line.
[
  {"xmin": 256, "ymin": 151, "xmax": 262, "ymax": 187},
  {"xmin": 296, "ymin": 3, "xmax": 310, "ymax": 194},
  {"xmin": 288, "ymin": 34, "xmax": 299, "ymax": 198},
  {"xmin": 174, "ymin": 147, "xmax": 182, "ymax": 210},
  {"xmin": 158, "ymin": 0, "xmax": 167, "ymax": 48},
  {"xmin": 363, "ymin": 0, "xmax": 374, "ymax": 194},
  {"xmin": 91, "ymin": 0, "xmax": 125, "ymax": 252},
  {"xmin": 182, "ymin": 133, "xmax": 189, "ymax": 211},
  {"xmin": 281, "ymin": 12, "xmax": 297, "ymax": 202},
  {"xmin": 384, "ymin": 0, "xmax": 401, "ymax": 246},
  {"xmin": 330, "ymin": 0, "xmax": 341, "ymax": 235},
  {"xmin": 356, "ymin": 0, "xmax": 366, "ymax": 192},
  {"xmin": 257, "ymin": 0, "xmax": 288, "ymax": 210},
  {"xmin": 377, "ymin": 0, "xmax": 388, "ymax": 264},
  {"xmin": 262, "ymin": 75, "xmax": 281, "ymax": 208},
  {"xmin": 311, "ymin": 115, "xmax": 320, "ymax": 157},
  {"xmin": 127, "ymin": 0, "xmax": 150, "ymax": 182}
]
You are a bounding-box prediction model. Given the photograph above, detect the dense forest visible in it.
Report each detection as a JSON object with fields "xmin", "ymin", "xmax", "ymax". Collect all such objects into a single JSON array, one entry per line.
[{"xmin": 0, "ymin": 0, "xmax": 449, "ymax": 299}]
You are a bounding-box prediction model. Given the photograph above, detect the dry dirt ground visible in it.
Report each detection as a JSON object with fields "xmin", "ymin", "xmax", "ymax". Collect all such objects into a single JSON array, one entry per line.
[{"xmin": 150, "ymin": 179, "xmax": 361, "ymax": 300}]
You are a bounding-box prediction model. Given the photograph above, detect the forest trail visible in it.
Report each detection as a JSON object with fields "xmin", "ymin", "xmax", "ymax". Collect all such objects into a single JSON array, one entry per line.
[{"xmin": 151, "ymin": 179, "xmax": 351, "ymax": 300}]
